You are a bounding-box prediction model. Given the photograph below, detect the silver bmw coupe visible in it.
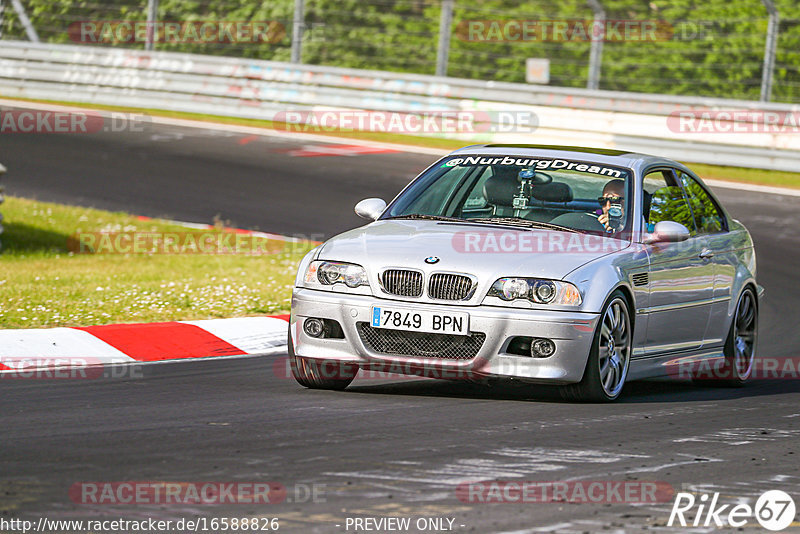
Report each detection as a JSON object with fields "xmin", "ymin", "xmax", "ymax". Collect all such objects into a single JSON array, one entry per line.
[{"xmin": 289, "ymin": 145, "xmax": 762, "ymax": 401}]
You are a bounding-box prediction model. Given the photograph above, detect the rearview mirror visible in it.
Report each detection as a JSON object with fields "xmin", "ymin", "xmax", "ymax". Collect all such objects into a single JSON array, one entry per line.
[
  {"xmin": 354, "ymin": 198, "xmax": 386, "ymax": 221},
  {"xmin": 643, "ymin": 221, "xmax": 691, "ymax": 244}
]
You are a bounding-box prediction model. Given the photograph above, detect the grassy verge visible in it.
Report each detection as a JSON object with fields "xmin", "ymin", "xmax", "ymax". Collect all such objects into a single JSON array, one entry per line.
[
  {"xmin": 7, "ymin": 95, "xmax": 800, "ymax": 189},
  {"xmin": 685, "ymin": 163, "xmax": 800, "ymax": 189},
  {"xmin": 0, "ymin": 196, "xmax": 314, "ymax": 328}
]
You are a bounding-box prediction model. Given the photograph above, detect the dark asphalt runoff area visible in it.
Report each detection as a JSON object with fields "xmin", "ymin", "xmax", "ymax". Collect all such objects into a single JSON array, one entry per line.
[{"xmin": 2, "ymin": 114, "xmax": 799, "ymax": 533}]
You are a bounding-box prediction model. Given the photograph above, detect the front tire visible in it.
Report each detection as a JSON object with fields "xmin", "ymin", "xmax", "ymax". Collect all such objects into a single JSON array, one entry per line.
[
  {"xmin": 288, "ymin": 329, "xmax": 357, "ymax": 390},
  {"xmin": 561, "ymin": 290, "xmax": 632, "ymax": 402}
]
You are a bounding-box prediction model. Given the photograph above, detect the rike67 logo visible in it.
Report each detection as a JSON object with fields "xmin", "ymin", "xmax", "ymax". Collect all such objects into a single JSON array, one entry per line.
[{"xmin": 668, "ymin": 490, "xmax": 796, "ymax": 531}]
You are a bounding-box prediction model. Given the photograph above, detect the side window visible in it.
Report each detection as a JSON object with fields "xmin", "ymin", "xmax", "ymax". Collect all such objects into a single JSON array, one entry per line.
[
  {"xmin": 643, "ymin": 170, "xmax": 697, "ymax": 235},
  {"xmin": 678, "ymin": 172, "xmax": 726, "ymax": 234}
]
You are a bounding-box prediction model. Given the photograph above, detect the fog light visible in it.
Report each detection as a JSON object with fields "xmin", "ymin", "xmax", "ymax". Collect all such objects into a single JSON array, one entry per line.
[
  {"xmin": 304, "ymin": 318, "xmax": 325, "ymax": 338},
  {"xmin": 531, "ymin": 338, "xmax": 555, "ymax": 358}
]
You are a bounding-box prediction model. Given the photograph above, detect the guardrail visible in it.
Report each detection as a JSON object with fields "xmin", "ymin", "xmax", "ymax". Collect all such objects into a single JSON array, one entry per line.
[{"xmin": 1, "ymin": 40, "xmax": 799, "ymax": 171}]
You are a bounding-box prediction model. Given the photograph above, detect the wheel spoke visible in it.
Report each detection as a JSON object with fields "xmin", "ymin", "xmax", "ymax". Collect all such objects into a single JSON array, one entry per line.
[
  {"xmin": 742, "ymin": 306, "xmax": 755, "ymax": 329},
  {"xmin": 618, "ymin": 321, "xmax": 628, "ymax": 344},
  {"xmin": 600, "ymin": 357, "xmax": 610, "ymax": 378},
  {"xmin": 738, "ymin": 296, "xmax": 753, "ymax": 328},
  {"xmin": 739, "ymin": 295, "xmax": 750, "ymax": 319},
  {"xmin": 604, "ymin": 365, "xmax": 615, "ymax": 390},
  {"xmin": 616, "ymin": 317, "xmax": 626, "ymax": 338},
  {"xmin": 601, "ymin": 323, "xmax": 612, "ymax": 342},
  {"xmin": 597, "ymin": 298, "xmax": 631, "ymax": 397},
  {"xmin": 603, "ymin": 315, "xmax": 613, "ymax": 336},
  {"xmin": 733, "ymin": 292, "xmax": 756, "ymax": 380}
]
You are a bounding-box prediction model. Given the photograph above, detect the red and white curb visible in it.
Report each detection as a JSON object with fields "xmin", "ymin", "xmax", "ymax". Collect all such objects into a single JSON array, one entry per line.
[{"xmin": 0, "ymin": 316, "xmax": 290, "ymax": 375}]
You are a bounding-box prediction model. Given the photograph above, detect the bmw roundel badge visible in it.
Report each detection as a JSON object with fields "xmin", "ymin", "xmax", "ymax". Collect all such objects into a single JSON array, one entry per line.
[{"xmin": 424, "ymin": 256, "xmax": 440, "ymax": 264}]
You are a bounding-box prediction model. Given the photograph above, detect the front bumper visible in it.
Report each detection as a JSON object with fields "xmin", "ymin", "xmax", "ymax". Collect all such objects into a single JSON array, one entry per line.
[{"xmin": 290, "ymin": 288, "xmax": 600, "ymax": 384}]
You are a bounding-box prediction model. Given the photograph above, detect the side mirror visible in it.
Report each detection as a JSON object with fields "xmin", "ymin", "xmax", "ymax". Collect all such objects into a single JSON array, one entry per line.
[
  {"xmin": 643, "ymin": 221, "xmax": 691, "ymax": 244},
  {"xmin": 354, "ymin": 198, "xmax": 387, "ymax": 221}
]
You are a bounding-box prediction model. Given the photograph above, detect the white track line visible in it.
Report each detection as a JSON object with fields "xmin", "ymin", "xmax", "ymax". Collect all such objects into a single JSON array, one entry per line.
[{"xmin": 0, "ymin": 98, "xmax": 448, "ymax": 156}]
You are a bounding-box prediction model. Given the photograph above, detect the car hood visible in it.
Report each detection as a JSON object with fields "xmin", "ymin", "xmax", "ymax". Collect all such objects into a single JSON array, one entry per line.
[{"xmin": 317, "ymin": 219, "xmax": 628, "ymax": 285}]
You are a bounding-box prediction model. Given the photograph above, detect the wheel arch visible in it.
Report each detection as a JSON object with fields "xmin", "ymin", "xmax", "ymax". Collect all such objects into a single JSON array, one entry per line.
[{"xmin": 611, "ymin": 283, "xmax": 637, "ymax": 332}]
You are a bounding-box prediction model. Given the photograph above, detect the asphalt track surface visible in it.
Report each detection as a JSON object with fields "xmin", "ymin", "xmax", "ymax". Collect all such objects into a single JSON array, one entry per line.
[{"xmin": 2, "ymin": 115, "xmax": 800, "ymax": 533}]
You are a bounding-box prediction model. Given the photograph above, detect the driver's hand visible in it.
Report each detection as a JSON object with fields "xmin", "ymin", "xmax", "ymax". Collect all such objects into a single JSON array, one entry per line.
[{"xmin": 598, "ymin": 212, "xmax": 609, "ymax": 228}]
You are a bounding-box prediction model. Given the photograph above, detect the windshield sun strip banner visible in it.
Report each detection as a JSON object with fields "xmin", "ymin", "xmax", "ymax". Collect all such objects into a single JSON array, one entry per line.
[{"xmin": 442, "ymin": 155, "xmax": 631, "ymax": 179}]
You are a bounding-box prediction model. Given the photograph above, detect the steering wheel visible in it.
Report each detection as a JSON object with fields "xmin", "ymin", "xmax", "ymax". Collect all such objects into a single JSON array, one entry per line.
[{"xmin": 550, "ymin": 212, "xmax": 606, "ymax": 233}]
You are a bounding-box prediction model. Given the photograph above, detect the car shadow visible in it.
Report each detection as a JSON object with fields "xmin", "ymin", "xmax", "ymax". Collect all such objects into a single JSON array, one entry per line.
[
  {"xmin": 1, "ymin": 221, "xmax": 73, "ymax": 253},
  {"xmin": 345, "ymin": 376, "xmax": 800, "ymax": 404}
]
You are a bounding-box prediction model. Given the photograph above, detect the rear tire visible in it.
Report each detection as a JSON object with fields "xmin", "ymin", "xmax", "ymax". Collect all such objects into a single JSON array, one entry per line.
[
  {"xmin": 694, "ymin": 286, "xmax": 757, "ymax": 387},
  {"xmin": 288, "ymin": 328, "xmax": 357, "ymax": 390},
  {"xmin": 561, "ymin": 290, "xmax": 632, "ymax": 402}
]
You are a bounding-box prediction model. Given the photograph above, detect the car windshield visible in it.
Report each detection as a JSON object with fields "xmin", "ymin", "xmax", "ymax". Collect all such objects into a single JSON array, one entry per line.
[{"xmin": 383, "ymin": 154, "xmax": 634, "ymax": 236}]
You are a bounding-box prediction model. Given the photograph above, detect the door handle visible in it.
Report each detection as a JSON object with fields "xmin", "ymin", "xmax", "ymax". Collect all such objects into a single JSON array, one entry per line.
[{"xmin": 699, "ymin": 248, "xmax": 715, "ymax": 260}]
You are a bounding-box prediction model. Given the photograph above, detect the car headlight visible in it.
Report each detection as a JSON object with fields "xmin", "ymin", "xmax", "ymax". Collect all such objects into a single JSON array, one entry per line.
[
  {"xmin": 487, "ymin": 278, "xmax": 582, "ymax": 305},
  {"xmin": 304, "ymin": 261, "xmax": 369, "ymax": 289}
]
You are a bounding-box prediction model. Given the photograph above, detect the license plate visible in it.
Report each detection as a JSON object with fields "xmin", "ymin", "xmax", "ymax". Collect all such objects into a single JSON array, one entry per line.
[{"xmin": 370, "ymin": 306, "xmax": 469, "ymax": 335}]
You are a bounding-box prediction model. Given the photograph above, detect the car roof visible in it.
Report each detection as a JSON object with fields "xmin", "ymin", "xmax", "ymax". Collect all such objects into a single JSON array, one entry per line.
[{"xmin": 449, "ymin": 144, "xmax": 682, "ymax": 173}]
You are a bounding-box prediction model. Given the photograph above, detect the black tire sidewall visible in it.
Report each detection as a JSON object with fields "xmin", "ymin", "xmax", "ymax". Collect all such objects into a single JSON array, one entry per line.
[
  {"xmin": 724, "ymin": 286, "xmax": 758, "ymax": 385},
  {"xmin": 288, "ymin": 325, "xmax": 356, "ymax": 390},
  {"xmin": 564, "ymin": 289, "xmax": 631, "ymax": 402}
]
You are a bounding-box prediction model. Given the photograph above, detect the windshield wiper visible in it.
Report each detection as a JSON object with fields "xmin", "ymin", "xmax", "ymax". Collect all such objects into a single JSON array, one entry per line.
[
  {"xmin": 386, "ymin": 214, "xmax": 583, "ymax": 234},
  {"xmin": 385, "ymin": 214, "xmax": 467, "ymax": 223},
  {"xmin": 470, "ymin": 217, "xmax": 583, "ymax": 234}
]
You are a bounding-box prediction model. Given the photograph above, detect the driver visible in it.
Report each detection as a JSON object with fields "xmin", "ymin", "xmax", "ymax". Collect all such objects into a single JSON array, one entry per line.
[{"xmin": 596, "ymin": 179, "xmax": 625, "ymax": 233}]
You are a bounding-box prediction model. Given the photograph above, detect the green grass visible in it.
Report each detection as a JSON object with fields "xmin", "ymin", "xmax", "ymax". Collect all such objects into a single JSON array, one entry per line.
[
  {"xmin": 5, "ymin": 95, "xmax": 800, "ymax": 189},
  {"xmin": 686, "ymin": 163, "xmax": 800, "ymax": 189},
  {"xmin": 0, "ymin": 196, "xmax": 315, "ymax": 328}
]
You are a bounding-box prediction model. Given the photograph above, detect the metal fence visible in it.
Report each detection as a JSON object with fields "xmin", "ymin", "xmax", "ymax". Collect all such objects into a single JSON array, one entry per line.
[
  {"xmin": 2, "ymin": 0, "xmax": 800, "ymax": 103},
  {"xmin": 2, "ymin": 40, "xmax": 800, "ymax": 172}
]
